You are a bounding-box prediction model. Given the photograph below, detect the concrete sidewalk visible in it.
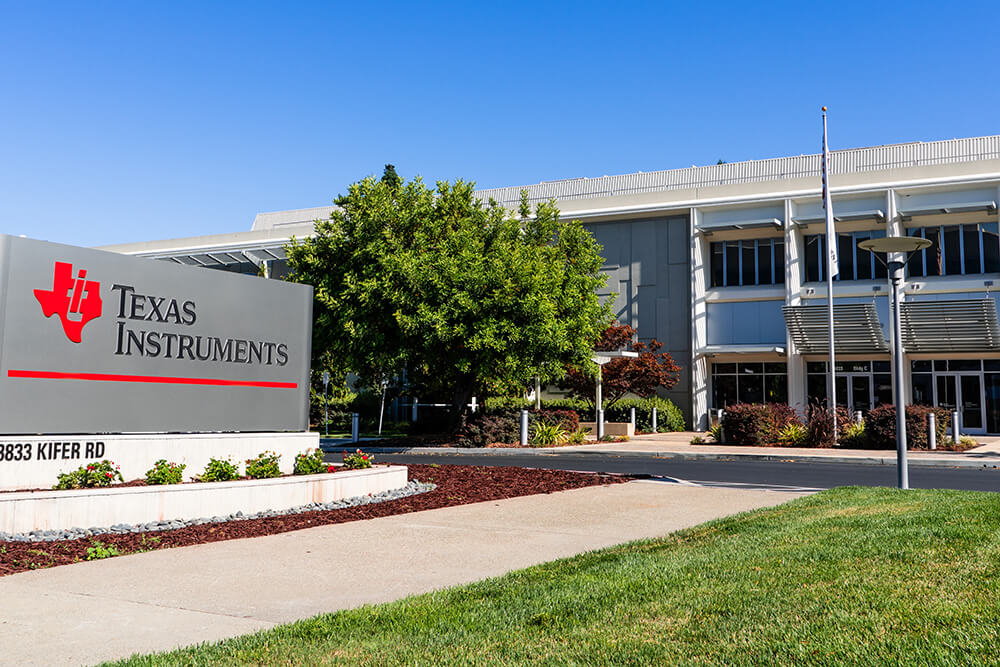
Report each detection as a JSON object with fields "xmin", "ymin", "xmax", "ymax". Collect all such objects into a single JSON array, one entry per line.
[
  {"xmin": 325, "ymin": 431, "xmax": 1000, "ymax": 469},
  {"xmin": 0, "ymin": 480, "xmax": 804, "ymax": 666}
]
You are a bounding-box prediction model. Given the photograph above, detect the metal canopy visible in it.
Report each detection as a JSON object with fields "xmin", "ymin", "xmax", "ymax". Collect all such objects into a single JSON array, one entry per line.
[
  {"xmin": 696, "ymin": 344, "xmax": 786, "ymax": 357},
  {"xmin": 147, "ymin": 244, "xmax": 287, "ymax": 270},
  {"xmin": 898, "ymin": 200, "xmax": 997, "ymax": 219},
  {"xmin": 792, "ymin": 209, "xmax": 886, "ymax": 226},
  {"xmin": 899, "ymin": 299, "xmax": 1000, "ymax": 352},
  {"xmin": 698, "ymin": 218, "xmax": 782, "ymax": 236},
  {"xmin": 782, "ymin": 303, "xmax": 889, "ymax": 354}
]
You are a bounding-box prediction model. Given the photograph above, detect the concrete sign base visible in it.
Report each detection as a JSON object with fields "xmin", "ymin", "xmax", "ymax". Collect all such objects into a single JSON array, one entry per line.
[{"xmin": 0, "ymin": 431, "xmax": 319, "ymax": 491}]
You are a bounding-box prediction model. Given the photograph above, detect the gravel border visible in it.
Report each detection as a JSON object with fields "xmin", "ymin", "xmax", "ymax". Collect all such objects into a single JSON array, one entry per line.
[{"xmin": 1, "ymin": 480, "xmax": 435, "ymax": 543}]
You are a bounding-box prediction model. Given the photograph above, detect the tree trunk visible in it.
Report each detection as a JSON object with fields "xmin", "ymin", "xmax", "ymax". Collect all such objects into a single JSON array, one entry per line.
[{"xmin": 447, "ymin": 378, "xmax": 476, "ymax": 433}]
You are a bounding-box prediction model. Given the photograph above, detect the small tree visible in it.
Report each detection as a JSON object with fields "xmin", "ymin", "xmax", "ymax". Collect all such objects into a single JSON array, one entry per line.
[
  {"xmin": 558, "ymin": 323, "xmax": 680, "ymax": 408},
  {"xmin": 286, "ymin": 166, "xmax": 611, "ymax": 430}
]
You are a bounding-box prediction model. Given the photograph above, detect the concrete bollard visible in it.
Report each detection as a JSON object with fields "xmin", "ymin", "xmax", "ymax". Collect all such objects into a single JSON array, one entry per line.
[
  {"xmin": 718, "ymin": 409, "xmax": 725, "ymax": 443},
  {"xmin": 470, "ymin": 396, "xmax": 477, "ymax": 414},
  {"xmin": 597, "ymin": 409, "xmax": 605, "ymax": 440},
  {"xmin": 351, "ymin": 413, "xmax": 360, "ymax": 444},
  {"xmin": 651, "ymin": 407, "xmax": 658, "ymax": 432},
  {"xmin": 854, "ymin": 411, "xmax": 863, "ymax": 424},
  {"xmin": 520, "ymin": 410, "xmax": 529, "ymax": 446},
  {"xmin": 411, "ymin": 397, "xmax": 418, "ymax": 423},
  {"xmin": 928, "ymin": 412, "xmax": 936, "ymax": 450},
  {"xmin": 952, "ymin": 410, "xmax": 961, "ymax": 441},
  {"xmin": 630, "ymin": 407, "xmax": 636, "ymax": 428}
]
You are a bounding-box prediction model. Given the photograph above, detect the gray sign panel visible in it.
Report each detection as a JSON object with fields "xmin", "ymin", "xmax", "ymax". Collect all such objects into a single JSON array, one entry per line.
[{"xmin": 0, "ymin": 235, "xmax": 313, "ymax": 434}]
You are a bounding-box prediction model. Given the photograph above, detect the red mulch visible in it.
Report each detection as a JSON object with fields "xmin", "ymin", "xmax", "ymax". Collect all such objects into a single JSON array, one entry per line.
[{"xmin": 0, "ymin": 464, "xmax": 628, "ymax": 577}]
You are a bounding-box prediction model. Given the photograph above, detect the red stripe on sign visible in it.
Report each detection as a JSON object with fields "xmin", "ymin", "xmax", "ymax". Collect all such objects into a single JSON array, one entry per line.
[{"xmin": 7, "ymin": 369, "xmax": 297, "ymax": 389}]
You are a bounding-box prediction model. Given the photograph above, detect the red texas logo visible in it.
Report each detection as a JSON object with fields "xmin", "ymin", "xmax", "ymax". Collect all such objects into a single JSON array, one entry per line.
[{"xmin": 34, "ymin": 261, "xmax": 103, "ymax": 343}]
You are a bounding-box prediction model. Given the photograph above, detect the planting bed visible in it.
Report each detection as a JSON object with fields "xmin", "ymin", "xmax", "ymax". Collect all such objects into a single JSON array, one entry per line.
[{"xmin": 0, "ymin": 464, "xmax": 628, "ymax": 577}]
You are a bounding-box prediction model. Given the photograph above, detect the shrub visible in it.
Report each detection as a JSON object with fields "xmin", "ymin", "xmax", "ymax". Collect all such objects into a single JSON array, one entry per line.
[
  {"xmin": 245, "ymin": 451, "xmax": 281, "ymax": 479},
  {"xmin": 531, "ymin": 422, "xmax": 567, "ymax": 447},
  {"xmin": 690, "ymin": 435, "xmax": 705, "ymax": 445},
  {"xmin": 776, "ymin": 423, "xmax": 809, "ymax": 447},
  {"xmin": 342, "ymin": 449, "xmax": 374, "ymax": 469},
  {"xmin": 293, "ymin": 448, "xmax": 327, "ymax": 475},
  {"xmin": 708, "ymin": 423, "xmax": 723, "ymax": 443},
  {"xmin": 532, "ymin": 409, "xmax": 580, "ymax": 433},
  {"xmin": 721, "ymin": 403, "xmax": 801, "ymax": 446},
  {"xmin": 838, "ymin": 420, "xmax": 867, "ymax": 449},
  {"xmin": 454, "ymin": 412, "xmax": 519, "ymax": 447},
  {"xmin": 199, "ymin": 457, "xmax": 240, "ymax": 482},
  {"xmin": 865, "ymin": 404, "xmax": 950, "ymax": 450},
  {"xmin": 54, "ymin": 460, "xmax": 123, "ymax": 490},
  {"xmin": 144, "ymin": 459, "xmax": 186, "ymax": 485},
  {"xmin": 606, "ymin": 396, "xmax": 685, "ymax": 432},
  {"xmin": 566, "ymin": 428, "xmax": 588, "ymax": 444},
  {"xmin": 805, "ymin": 405, "xmax": 853, "ymax": 448}
]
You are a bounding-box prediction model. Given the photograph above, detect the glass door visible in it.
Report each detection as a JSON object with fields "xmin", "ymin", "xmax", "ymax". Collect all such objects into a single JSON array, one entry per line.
[
  {"xmin": 936, "ymin": 374, "xmax": 985, "ymax": 434},
  {"xmin": 850, "ymin": 375, "xmax": 872, "ymax": 413}
]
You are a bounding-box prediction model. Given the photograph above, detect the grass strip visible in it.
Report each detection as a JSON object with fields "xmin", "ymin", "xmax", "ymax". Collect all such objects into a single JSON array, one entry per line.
[{"xmin": 108, "ymin": 486, "xmax": 1000, "ymax": 665}]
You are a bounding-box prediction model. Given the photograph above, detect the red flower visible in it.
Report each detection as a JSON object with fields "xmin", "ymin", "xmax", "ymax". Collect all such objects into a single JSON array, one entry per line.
[{"xmin": 327, "ymin": 465, "xmax": 335, "ymax": 473}]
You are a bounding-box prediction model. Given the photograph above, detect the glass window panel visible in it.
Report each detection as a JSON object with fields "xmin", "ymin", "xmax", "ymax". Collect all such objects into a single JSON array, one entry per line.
[
  {"xmin": 839, "ymin": 361, "xmax": 870, "ymax": 373},
  {"xmin": 934, "ymin": 360, "xmax": 948, "ymax": 371},
  {"xmin": 757, "ymin": 240, "xmax": 773, "ymax": 285},
  {"xmin": 871, "ymin": 229, "xmax": 888, "ymax": 280},
  {"xmin": 764, "ymin": 363, "xmax": 787, "ymax": 374},
  {"xmin": 963, "ymin": 224, "xmax": 982, "ymax": 275},
  {"xmin": 739, "ymin": 363, "xmax": 764, "ymax": 374},
  {"xmin": 713, "ymin": 374, "xmax": 738, "ymax": 408},
  {"xmin": 805, "ymin": 236, "xmax": 821, "ymax": 282},
  {"xmin": 907, "ymin": 228, "xmax": 925, "ymax": 278},
  {"xmin": 984, "ymin": 223, "xmax": 1000, "ymax": 274},
  {"xmin": 738, "ymin": 374, "xmax": 764, "ymax": 404},
  {"xmin": 872, "ymin": 361, "xmax": 891, "ymax": 373},
  {"xmin": 984, "ymin": 360, "xmax": 1000, "ymax": 372},
  {"xmin": 713, "ymin": 363, "xmax": 737, "ymax": 374},
  {"xmin": 986, "ymin": 373, "xmax": 1000, "ymax": 433},
  {"xmin": 926, "ymin": 228, "xmax": 942, "ymax": 277},
  {"xmin": 855, "ymin": 231, "xmax": 873, "ymax": 280},
  {"xmin": 911, "ymin": 373, "xmax": 933, "ymax": 406},
  {"xmin": 960, "ymin": 375, "xmax": 983, "ymax": 429},
  {"xmin": 874, "ymin": 374, "xmax": 893, "ymax": 406},
  {"xmin": 774, "ymin": 240, "xmax": 785, "ymax": 284},
  {"xmin": 911, "ymin": 360, "xmax": 932, "ymax": 372},
  {"xmin": 807, "ymin": 361, "xmax": 826, "ymax": 374},
  {"xmin": 765, "ymin": 374, "xmax": 788, "ymax": 403},
  {"xmin": 838, "ymin": 233, "xmax": 855, "ymax": 281},
  {"xmin": 710, "ymin": 243, "xmax": 724, "ymax": 287},
  {"xmin": 949, "ymin": 359, "xmax": 981, "ymax": 372},
  {"xmin": 943, "ymin": 225, "xmax": 961, "ymax": 275},
  {"xmin": 725, "ymin": 241, "xmax": 740, "ymax": 286},
  {"xmin": 742, "ymin": 241, "xmax": 756, "ymax": 285},
  {"xmin": 807, "ymin": 373, "xmax": 828, "ymax": 406}
]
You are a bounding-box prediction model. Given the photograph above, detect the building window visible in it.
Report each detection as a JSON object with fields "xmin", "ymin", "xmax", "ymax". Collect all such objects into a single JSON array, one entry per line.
[
  {"xmin": 709, "ymin": 239, "xmax": 785, "ymax": 287},
  {"xmin": 712, "ymin": 362, "xmax": 787, "ymax": 407},
  {"xmin": 906, "ymin": 222, "xmax": 1000, "ymax": 277},
  {"xmin": 804, "ymin": 230, "xmax": 888, "ymax": 282}
]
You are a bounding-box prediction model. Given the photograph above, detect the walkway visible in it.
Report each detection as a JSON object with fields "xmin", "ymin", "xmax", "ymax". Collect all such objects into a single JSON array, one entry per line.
[{"xmin": 0, "ymin": 480, "xmax": 804, "ymax": 666}]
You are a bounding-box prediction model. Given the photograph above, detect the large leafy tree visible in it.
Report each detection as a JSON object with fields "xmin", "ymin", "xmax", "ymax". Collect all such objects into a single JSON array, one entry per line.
[
  {"xmin": 286, "ymin": 166, "xmax": 611, "ymax": 428},
  {"xmin": 558, "ymin": 323, "xmax": 681, "ymax": 408}
]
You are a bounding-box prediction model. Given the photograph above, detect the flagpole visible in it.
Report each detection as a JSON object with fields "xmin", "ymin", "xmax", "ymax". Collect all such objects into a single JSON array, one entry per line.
[{"xmin": 822, "ymin": 107, "xmax": 839, "ymax": 441}]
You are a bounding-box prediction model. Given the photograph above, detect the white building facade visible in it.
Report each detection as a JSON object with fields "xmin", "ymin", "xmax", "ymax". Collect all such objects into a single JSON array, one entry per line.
[{"xmin": 101, "ymin": 135, "xmax": 1000, "ymax": 433}]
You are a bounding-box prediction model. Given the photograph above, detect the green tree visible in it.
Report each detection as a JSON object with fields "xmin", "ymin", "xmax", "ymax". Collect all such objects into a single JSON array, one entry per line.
[{"xmin": 286, "ymin": 170, "xmax": 611, "ymax": 428}]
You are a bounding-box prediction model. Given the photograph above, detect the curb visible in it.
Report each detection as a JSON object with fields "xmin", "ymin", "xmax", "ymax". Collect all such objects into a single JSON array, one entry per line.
[{"xmin": 320, "ymin": 443, "xmax": 1000, "ymax": 470}]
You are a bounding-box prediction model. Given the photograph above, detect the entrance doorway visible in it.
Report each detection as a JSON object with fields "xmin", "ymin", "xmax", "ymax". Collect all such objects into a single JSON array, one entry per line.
[
  {"xmin": 835, "ymin": 374, "xmax": 873, "ymax": 413},
  {"xmin": 935, "ymin": 374, "xmax": 985, "ymax": 434}
]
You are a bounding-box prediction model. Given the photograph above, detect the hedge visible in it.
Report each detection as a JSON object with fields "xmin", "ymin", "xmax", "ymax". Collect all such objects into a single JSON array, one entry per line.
[
  {"xmin": 481, "ymin": 396, "xmax": 685, "ymax": 433},
  {"xmin": 865, "ymin": 404, "xmax": 951, "ymax": 450},
  {"xmin": 720, "ymin": 403, "xmax": 801, "ymax": 447}
]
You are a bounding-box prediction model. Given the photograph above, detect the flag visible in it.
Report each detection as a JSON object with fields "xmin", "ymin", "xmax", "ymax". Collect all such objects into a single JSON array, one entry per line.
[{"xmin": 822, "ymin": 110, "xmax": 839, "ymax": 278}]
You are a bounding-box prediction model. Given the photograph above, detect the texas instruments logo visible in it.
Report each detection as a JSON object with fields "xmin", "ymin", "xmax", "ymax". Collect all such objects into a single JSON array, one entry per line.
[{"xmin": 34, "ymin": 262, "xmax": 103, "ymax": 343}]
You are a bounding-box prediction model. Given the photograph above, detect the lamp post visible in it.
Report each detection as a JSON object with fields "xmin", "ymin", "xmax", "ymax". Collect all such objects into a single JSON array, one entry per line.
[
  {"xmin": 857, "ymin": 236, "xmax": 932, "ymax": 490},
  {"xmin": 591, "ymin": 350, "xmax": 639, "ymax": 439}
]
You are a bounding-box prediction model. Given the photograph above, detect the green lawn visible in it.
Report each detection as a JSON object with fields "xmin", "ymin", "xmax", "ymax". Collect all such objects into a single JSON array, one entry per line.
[{"xmin": 110, "ymin": 487, "xmax": 1000, "ymax": 665}]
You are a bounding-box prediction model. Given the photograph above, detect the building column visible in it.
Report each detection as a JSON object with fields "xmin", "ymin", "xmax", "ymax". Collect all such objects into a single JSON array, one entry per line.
[
  {"xmin": 784, "ymin": 198, "xmax": 806, "ymax": 414},
  {"xmin": 690, "ymin": 207, "xmax": 710, "ymax": 430}
]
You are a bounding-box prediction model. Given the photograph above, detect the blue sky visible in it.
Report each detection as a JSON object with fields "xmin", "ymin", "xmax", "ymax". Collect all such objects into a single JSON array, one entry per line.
[{"xmin": 2, "ymin": 1, "xmax": 999, "ymax": 247}]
